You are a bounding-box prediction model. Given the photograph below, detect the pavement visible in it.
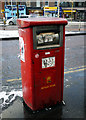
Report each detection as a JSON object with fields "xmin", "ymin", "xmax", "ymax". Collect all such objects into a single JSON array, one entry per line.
[
  {"xmin": 0, "ymin": 21, "xmax": 86, "ymax": 40},
  {"xmin": 0, "ymin": 30, "xmax": 19, "ymax": 40},
  {"xmin": 0, "ymin": 30, "xmax": 86, "ymax": 40}
]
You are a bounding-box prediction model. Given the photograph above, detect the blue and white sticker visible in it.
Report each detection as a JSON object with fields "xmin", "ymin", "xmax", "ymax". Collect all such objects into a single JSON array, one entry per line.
[{"xmin": 19, "ymin": 37, "xmax": 25, "ymax": 62}]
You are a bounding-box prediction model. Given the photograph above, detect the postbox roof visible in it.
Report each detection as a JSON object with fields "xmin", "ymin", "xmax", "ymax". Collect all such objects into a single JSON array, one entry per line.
[{"xmin": 17, "ymin": 17, "xmax": 68, "ymax": 28}]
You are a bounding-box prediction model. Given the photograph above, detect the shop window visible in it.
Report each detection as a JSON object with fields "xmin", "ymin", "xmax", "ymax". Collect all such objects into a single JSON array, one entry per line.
[
  {"xmin": 73, "ymin": 2, "xmax": 76, "ymax": 7},
  {"xmin": 84, "ymin": 1, "xmax": 86, "ymax": 7},
  {"xmin": 74, "ymin": 2, "xmax": 78, "ymax": 7},
  {"xmin": 68, "ymin": 2, "xmax": 72, "ymax": 7},
  {"xmin": 85, "ymin": 12, "xmax": 86, "ymax": 19},
  {"xmin": 45, "ymin": 1, "xmax": 48, "ymax": 7},
  {"xmin": 31, "ymin": 2, "xmax": 36, "ymax": 7},
  {"xmin": 55, "ymin": 1, "xmax": 57, "ymax": 6},
  {"xmin": 36, "ymin": 1, "xmax": 40, "ymax": 7},
  {"xmin": 78, "ymin": 2, "xmax": 83, "ymax": 7},
  {"xmin": 27, "ymin": 1, "xmax": 30, "ymax": 7},
  {"xmin": 65, "ymin": 2, "xmax": 69, "ymax": 7},
  {"xmin": 60, "ymin": 2, "xmax": 65, "ymax": 7}
]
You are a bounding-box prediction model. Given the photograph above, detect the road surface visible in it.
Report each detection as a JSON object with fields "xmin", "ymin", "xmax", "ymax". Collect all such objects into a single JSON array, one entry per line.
[{"xmin": 1, "ymin": 35, "xmax": 85, "ymax": 119}]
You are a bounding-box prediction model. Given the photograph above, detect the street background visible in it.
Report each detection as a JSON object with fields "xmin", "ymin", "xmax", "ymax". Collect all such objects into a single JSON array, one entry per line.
[
  {"xmin": 0, "ymin": 21, "xmax": 85, "ymax": 119},
  {"xmin": 0, "ymin": 1, "xmax": 86, "ymax": 119}
]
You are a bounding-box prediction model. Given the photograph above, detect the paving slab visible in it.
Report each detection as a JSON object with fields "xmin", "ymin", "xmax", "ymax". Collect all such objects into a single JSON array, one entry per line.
[{"xmin": 0, "ymin": 30, "xmax": 86, "ymax": 40}]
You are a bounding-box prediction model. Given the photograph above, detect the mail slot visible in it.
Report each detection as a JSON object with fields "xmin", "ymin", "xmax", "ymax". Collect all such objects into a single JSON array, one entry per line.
[{"xmin": 17, "ymin": 17, "xmax": 68, "ymax": 110}]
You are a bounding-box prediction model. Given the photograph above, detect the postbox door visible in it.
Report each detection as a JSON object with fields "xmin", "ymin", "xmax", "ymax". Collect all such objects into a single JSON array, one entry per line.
[{"xmin": 33, "ymin": 49, "xmax": 63, "ymax": 107}]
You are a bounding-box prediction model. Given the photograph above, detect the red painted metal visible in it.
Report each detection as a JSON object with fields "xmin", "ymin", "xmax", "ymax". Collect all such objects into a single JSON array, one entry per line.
[
  {"xmin": 17, "ymin": 17, "xmax": 68, "ymax": 28},
  {"xmin": 17, "ymin": 18, "xmax": 68, "ymax": 110}
]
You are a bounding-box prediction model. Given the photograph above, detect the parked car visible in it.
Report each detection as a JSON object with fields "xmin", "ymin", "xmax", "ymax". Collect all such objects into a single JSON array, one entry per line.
[
  {"xmin": 6, "ymin": 17, "xmax": 17, "ymax": 25},
  {"xmin": 19, "ymin": 15, "xmax": 36, "ymax": 18},
  {"xmin": 6, "ymin": 15, "xmax": 37, "ymax": 25}
]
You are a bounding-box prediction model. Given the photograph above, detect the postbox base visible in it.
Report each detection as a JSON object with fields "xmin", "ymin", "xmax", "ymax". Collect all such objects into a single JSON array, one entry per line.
[{"xmin": 23, "ymin": 99, "xmax": 63, "ymax": 111}]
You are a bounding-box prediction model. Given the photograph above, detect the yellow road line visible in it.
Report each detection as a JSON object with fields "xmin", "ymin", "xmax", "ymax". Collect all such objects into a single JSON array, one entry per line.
[
  {"xmin": 6, "ymin": 66, "xmax": 86, "ymax": 82},
  {"xmin": 7, "ymin": 77, "xmax": 21, "ymax": 82},
  {"xmin": 64, "ymin": 68, "xmax": 86, "ymax": 74},
  {"xmin": 67, "ymin": 65, "xmax": 86, "ymax": 70}
]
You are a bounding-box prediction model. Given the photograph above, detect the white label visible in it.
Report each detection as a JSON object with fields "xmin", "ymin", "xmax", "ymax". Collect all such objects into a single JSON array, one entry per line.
[
  {"xmin": 19, "ymin": 37, "xmax": 25, "ymax": 62},
  {"xmin": 42, "ymin": 57, "xmax": 55, "ymax": 68},
  {"xmin": 45, "ymin": 52, "xmax": 50, "ymax": 55}
]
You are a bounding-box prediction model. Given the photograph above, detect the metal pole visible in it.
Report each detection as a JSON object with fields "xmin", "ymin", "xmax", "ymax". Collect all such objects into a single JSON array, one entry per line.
[
  {"xmin": 71, "ymin": 1, "xmax": 73, "ymax": 22},
  {"xmin": 17, "ymin": 2, "xmax": 19, "ymax": 18},
  {"xmin": 11, "ymin": 0, "xmax": 13, "ymax": 18},
  {"xmin": 58, "ymin": 0, "xmax": 60, "ymax": 18},
  {"xmin": 79, "ymin": 20, "xmax": 81, "ymax": 31}
]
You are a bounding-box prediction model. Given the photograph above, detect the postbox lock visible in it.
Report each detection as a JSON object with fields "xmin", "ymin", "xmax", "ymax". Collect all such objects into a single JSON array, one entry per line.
[{"xmin": 35, "ymin": 54, "xmax": 39, "ymax": 58}]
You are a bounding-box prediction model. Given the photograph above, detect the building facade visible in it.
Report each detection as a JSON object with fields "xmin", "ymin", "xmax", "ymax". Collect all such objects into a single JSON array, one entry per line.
[
  {"xmin": 60, "ymin": 1, "xmax": 86, "ymax": 21},
  {"xmin": 25, "ymin": 1, "xmax": 86, "ymax": 21},
  {"xmin": 0, "ymin": 1, "xmax": 86, "ymax": 21},
  {"xmin": 0, "ymin": 2, "xmax": 5, "ymax": 19},
  {"xmin": 4, "ymin": 5, "xmax": 26, "ymax": 19}
]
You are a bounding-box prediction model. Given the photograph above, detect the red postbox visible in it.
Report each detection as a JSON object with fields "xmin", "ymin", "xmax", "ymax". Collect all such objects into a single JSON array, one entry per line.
[{"xmin": 17, "ymin": 17, "xmax": 68, "ymax": 111}]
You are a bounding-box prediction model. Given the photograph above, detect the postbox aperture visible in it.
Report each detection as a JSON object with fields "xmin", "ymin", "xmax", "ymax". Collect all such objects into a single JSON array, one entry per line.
[{"xmin": 33, "ymin": 25, "xmax": 63, "ymax": 50}]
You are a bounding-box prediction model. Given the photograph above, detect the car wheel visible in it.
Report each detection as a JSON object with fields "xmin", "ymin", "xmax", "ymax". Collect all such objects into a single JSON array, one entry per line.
[{"xmin": 9, "ymin": 21, "xmax": 14, "ymax": 25}]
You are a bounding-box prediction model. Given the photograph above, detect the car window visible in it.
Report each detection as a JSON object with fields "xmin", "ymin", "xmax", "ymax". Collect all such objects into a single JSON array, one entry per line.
[{"xmin": 19, "ymin": 16, "xmax": 28, "ymax": 18}]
